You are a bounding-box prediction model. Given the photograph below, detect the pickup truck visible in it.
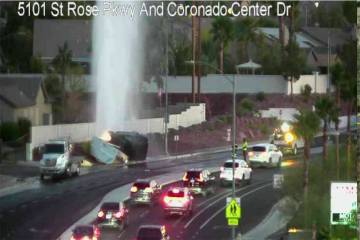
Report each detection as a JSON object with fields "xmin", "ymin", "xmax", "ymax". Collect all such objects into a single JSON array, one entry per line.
[{"xmin": 39, "ymin": 138, "xmax": 81, "ymax": 180}]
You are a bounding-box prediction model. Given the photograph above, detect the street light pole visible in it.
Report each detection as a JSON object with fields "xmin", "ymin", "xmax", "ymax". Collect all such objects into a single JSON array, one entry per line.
[
  {"xmin": 231, "ymin": 74, "xmax": 236, "ymax": 240},
  {"xmin": 165, "ymin": 18, "xmax": 169, "ymax": 155}
]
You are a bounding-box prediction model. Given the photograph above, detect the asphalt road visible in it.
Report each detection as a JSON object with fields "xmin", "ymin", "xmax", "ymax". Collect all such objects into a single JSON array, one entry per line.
[
  {"xmin": 0, "ymin": 138, "xmax": 325, "ymax": 240},
  {"xmin": 110, "ymin": 169, "xmax": 280, "ymax": 240}
]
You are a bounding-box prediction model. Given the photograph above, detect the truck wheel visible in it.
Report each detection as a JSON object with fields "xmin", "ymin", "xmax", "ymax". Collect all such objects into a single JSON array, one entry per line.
[
  {"xmin": 66, "ymin": 167, "xmax": 72, "ymax": 177},
  {"xmin": 293, "ymin": 145, "xmax": 298, "ymax": 155},
  {"xmin": 74, "ymin": 166, "xmax": 80, "ymax": 176},
  {"xmin": 277, "ymin": 157, "xmax": 282, "ymax": 168}
]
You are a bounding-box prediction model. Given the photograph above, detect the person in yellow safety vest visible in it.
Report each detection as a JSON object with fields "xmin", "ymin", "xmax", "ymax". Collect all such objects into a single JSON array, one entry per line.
[{"xmin": 242, "ymin": 138, "xmax": 248, "ymax": 161}]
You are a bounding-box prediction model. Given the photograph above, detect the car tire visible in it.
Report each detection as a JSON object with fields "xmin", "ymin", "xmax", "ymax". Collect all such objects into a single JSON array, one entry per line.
[
  {"xmin": 293, "ymin": 145, "xmax": 298, "ymax": 155},
  {"xmin": 247, "ymin": 173, "xmax": 251, "ymax": 185},
  {"xmin": 40, "ymin": 174, "xmax": 45, "ymax": 181},
  {"xmin": 74, "ymin": 166, "xmax": 80, "ymax": 176},
  {"xmin": 277, "ymin": 157, "xmax": 282, "ymax": 168}
]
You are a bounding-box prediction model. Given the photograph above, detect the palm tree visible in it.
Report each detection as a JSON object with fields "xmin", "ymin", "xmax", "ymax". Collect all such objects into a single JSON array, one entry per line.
[
  {"xmin": 330, "ymin": 62, "xmax": 345, "ymax": 167},
  {"xmin": 210, "ymin": 17, "xmax": 234, "ymax": 73},
  {"xmin": 315, "ymin": 96, "xmax": 338, "ymax": 164},
  {"xmin": 293, "ymin": 110, "xmax": 321, "ymax": 198},
  {"xmin": 234, "ymin": 17, "xmax": 259, "ymax": 60},
  {"xmin": 52, "ymin": 42, "xmax": 73, "ymax": 121}
]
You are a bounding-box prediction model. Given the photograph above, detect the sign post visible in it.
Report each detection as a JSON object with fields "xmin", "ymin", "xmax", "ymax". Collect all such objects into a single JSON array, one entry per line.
[{"xmin": 174, "ymin": 135, "xmax": 179, "ymax": 157}]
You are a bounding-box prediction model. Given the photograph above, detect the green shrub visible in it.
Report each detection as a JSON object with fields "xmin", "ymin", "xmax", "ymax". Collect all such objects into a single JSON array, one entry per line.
[
  {"xmin": 259, "ymin": 124, "xmax": 269, "ymax": 135},
  {"xmin": 237, "ymin": 98, "xmax": 255, "ymax": 116},
  {"xmin": 300, "ymin": 84, "xmax": 312, "ymax": 101},
  {"xmin": 17, "ymin": 118, "xmax": 31, "ymax": 136},
  {"xmin": 255, "ymin": 91, "xmax": 266, "ymax": 101},
  {"xmin": 0, "ymin": 122, "xmax": 21, "ymax": 141}
]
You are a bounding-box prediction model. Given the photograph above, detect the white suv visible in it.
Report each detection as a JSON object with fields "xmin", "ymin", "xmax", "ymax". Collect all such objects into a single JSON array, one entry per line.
[
  {"xmin": 219, "ymin": 159, "xmax": 252, "ymax": 186},
  {"xmin": 248, "ymin": 143, "xmax": 283, "ymax": 168}
]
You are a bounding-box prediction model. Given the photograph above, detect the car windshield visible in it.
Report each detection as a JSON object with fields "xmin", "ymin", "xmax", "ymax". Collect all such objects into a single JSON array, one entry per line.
[
  {"xmin": 44, "ymin": 144, "xmax": 65, "ymax": 154},
  {"xmin": 101, "ymin": 202, "xmax": 119, "ymax": 211},
  {"xmin": 137, "ymin": 228, "xmax": 162, "ymax": 240},
  {"xmin": 252, "ymin": 146, "xmax": 266, "ymax": 152},
  {"xmin": 134, "ymin": 182, "xmax": 150, "ymax": 189},
  {"xmin": 73, "ymin": 226, "xmax": 93, "ymax": 237},
  {"xmin": 224, "ymin": 162, "xmax": 239, "ymax": 168},
  {"xmin": 168, "ymin": 190, "xmax": 185, "ymax": 197},
  {"xmin": 185, "ymin": 171, "xmax": 200, "ymax": 179}
]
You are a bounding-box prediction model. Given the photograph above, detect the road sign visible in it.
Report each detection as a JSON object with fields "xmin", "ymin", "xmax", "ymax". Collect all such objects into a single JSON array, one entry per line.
[
  {"xmin": 174, "ymin": 135, "xmax": 179, "ymax": 141},
  {"xmin": 228, "ymin": 218, "xmax": 238, "ymax": 226},
  {"xmin": 330, "ymin": 182, "xmax": 357, "ymax": 225},
  {"xmin": 273, "ymin": 174, "xmax": 284, "ymax": 189},
  {"xmin": 226, "ymin": 198, "xmax": 241, "ymax": 219}
]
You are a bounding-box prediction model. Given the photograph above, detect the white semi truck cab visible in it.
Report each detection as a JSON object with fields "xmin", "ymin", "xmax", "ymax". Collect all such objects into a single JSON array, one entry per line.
[{"xmin": 40, "ymin": 138, "xmax": 80, "ymax": 180}]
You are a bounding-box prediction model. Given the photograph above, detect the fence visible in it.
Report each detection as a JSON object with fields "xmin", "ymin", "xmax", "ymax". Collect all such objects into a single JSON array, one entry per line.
[{"xmin": 30, "ymin": 104, "xmax": 206, "ymax": 150}]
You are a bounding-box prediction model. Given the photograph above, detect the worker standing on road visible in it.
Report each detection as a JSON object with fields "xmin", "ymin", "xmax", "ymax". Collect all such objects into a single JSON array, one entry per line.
[{"xmin": 242, "ymin": 138, "xmax": 248, "ymax": 161}]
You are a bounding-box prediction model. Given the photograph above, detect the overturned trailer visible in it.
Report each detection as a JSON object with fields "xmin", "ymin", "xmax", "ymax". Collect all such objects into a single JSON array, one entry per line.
[{"xmin": 91, "ymin": 131, "xmax": 148, "ymax": 165}]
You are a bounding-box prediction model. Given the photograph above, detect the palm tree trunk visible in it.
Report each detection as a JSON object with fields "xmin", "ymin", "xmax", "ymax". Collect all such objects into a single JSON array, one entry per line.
[
  {"xmin": 346, "ymin": 101, "xmax": 353, "ymax": 179},
  {"xmin": 220, "ymin": 41, "xmax": 224, "ymax": 73},
  {"xmin": 62, "ymin": 72, "xmax": 66, "ymax": 122},
  {"xmin": 303, "ymin": 139, "xmax": 310, "ymax": 197},
  {"xmin": 335, "ymin": 87, "xmax": 340, "ymax": 178},
  {"xmin": 322, "ymin": 121, "xmax": 328, "ymax": 164},
  {"xmin": 290, "ymin": 77, "xmax": 294, "ymax": 100},
  {"xmin": 357, "ymin": 131, "xmax": 360, "ymax": 239}
]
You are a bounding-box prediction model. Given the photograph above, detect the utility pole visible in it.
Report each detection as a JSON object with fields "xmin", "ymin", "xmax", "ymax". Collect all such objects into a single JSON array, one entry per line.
[
  {"xmin": 231, "ymin": 74, "xmax": 236, "ymax": 240},
  {"xmin": 165, "ymin": 17, "xmax": 169, "ymax": 155},
  {"xmin": 197, "ymin": 16, "xmax": 201, "ymax": 103},
  {"xmin": 327, "ymin": 31, "xmax": 331, "ymax": 94},
  {"xmin": 191, "ymin": 11, "xmax": 196, "ymax": 103}
]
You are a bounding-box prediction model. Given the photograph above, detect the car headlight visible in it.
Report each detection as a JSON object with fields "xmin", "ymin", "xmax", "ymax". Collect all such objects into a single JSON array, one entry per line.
[{"xmin": 284, "ymin": 132, "xmax": 294, "ymax": 143}]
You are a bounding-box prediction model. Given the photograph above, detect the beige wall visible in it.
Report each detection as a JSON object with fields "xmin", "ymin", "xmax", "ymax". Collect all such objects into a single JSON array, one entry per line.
[{"xmin": 14, "ymin": 88, "xmax": 52, "ymax": 126}]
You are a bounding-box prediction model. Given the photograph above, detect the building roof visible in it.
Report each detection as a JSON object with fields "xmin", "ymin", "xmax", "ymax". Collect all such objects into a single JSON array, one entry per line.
[
  {"xmin": 301, "ymin": 27, "xmax": 352, "ymax": 48},
  {"xmin": 257, "ymin": 27, "xmax": 324, "ymax": 48},
  {"xmin": 0, "ymin": 74, "xmax": 45, "ymax": 108},
  {"xmin": 33, "ymin": 19, "xmax": 92, "ymax": 61},
  {"xmin": 305, "ymin": 48, "xmax": 338, "ymax": 68}
]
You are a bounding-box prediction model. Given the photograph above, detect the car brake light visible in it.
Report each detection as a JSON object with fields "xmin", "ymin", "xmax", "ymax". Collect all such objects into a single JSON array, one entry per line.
[
  {"xmin": 97, "ymin": 211, "xmax": 104, "ymax": 218},
  {"xmin": 94, "ymin": 226, "xmax": 100, "ymax": 237},
  {"xmin": 115, "ymin": 210, "xmax": 124, "ymax": 218},
  {"xmin": 220, "ymin": 166, "xmax": 224, "ymax": 172},
  {"xmin": 130, "ymin": 186, "xmax": 138, "ymax": 192},
  {"xmin": 196, "ymin": 174, "xmax": 203, "ymax": 182},
  {"xmin": 182, "ymin": 173, "xmax": 188, "ymax": 181}
]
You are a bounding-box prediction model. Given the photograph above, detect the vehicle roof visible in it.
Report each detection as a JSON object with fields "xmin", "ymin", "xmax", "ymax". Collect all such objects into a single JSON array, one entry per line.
[
  {"xmin": 138, "ymin": 225, "xmax": 164, "ymax": 229},
  {"xmin": 252, "ymin": 143, "xmax": 270, "ymax": 147},
  {"xmin": 187, "ymin": 168, "xmax": 203, "ymax": 172},
  {"xmin": 225, "ymin": 159, "xmax": 245, "ymax": 163},
  {"xmin": 134, "ymin": 179, "xmax": 151, "ymax": 183},
  {"xmin": 47, "ymin": 140, "xmax": 67, "ymax": 144}
]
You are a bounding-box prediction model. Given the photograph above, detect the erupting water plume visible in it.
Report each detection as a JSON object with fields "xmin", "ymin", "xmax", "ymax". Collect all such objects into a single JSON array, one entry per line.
[{"xmin": 92, "ymin": 2, "xmax": 143, "ymax": 135}]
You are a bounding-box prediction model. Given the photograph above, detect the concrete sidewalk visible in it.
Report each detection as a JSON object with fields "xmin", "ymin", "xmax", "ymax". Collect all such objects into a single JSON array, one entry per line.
[{"xmin": 238, "ymin": 197, "xmax": 299, "ymax": 240}]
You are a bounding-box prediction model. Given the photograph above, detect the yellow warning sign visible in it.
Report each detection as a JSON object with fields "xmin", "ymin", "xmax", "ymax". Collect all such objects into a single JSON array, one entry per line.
[
  {"xmin": 228, "ymin": 218, "xmax": 239, "ymax": 226},
  {"xmin": 226, "ymin": 198, "xmax": 241, "ymax": 219}
]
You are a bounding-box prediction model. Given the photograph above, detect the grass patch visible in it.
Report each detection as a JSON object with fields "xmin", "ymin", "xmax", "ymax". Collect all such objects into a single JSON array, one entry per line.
[{"xmin": 282, "ymin": 144, "xmax": 357, "ymax": 239}]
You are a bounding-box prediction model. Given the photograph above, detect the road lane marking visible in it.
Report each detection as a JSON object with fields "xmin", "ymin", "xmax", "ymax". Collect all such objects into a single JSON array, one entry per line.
[
  {"xmin": 196, "ymin": 189, "xmax": 231, "ymax": 208},
  {"xmin": 183, "ymin": 182, "xmax": 268, "ymax": 229},
  {"xmin": 198, "ymin": 183, "xmax": 272, "ymax": 230}
]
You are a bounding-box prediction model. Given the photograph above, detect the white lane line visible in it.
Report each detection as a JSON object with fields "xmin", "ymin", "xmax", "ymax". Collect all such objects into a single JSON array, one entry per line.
[
  {"xmin": 183, "ymin": 183, "xmax": 266, "ymax": 229},
  {"xmin": 197, "ymin": 189, "xmax": 231, "ymax": 208},
  {"xmin": 199, "ymin": 183, "xmax": 272, "ymax": 230}
]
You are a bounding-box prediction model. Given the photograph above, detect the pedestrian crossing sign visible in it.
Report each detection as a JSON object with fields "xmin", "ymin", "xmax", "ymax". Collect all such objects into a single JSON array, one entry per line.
[{"xmin": 226, "ymin": 198, "xmax": 241, "ymax": 219}]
